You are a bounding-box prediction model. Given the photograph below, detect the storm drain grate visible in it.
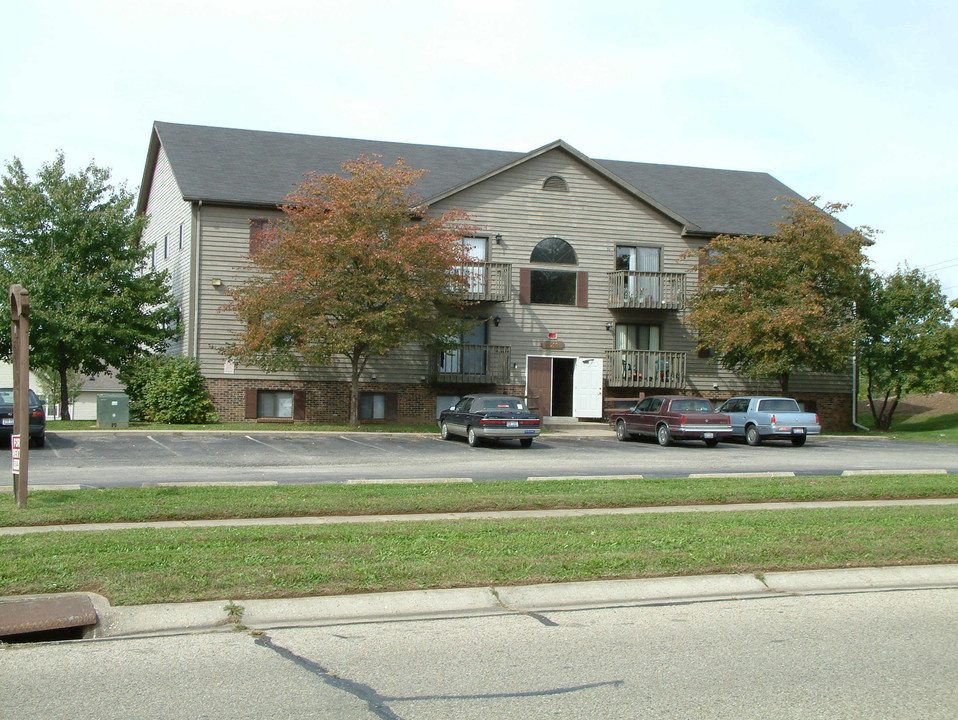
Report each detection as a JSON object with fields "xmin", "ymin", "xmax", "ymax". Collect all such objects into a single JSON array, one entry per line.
[{"xmin": 0, "ymin": 594, "xmax": 97, "ymax": 641}]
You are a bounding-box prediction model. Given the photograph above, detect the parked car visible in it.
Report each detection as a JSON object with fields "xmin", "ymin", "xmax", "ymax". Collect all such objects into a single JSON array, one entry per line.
[
  {"xmin": 439, "ymin": 394, "xmax": 541, "ymax": 448},
  {"xmin": 609, "ymin": 395, "xmax": 732, "ymax": 446},
  {"xmin": 0, "ymin": 387, "xmax": 46, "ymax": 448},
  {"xmin": 715, "ymin": 396, "xmax": 820, "ymax": 446}
]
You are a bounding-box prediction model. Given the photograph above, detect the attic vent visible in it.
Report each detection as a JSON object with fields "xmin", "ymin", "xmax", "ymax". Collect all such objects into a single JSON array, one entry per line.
[{"xmin": 542, "ymin": 175, "xmax": 568, "ymax": 192}]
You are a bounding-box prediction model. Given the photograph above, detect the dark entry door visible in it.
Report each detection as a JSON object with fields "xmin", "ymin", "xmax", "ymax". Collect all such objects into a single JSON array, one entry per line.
[{"xmin": 527, "ymin": 357, "xmax": 552, "ymax": 416}]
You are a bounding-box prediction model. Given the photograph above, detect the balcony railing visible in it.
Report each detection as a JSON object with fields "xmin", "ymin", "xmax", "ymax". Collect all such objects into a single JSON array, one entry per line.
[
  {"xmin": 461, "ymin": 262, "xmax": 512, "ymax": 302},
  {"xmin": 608, "ymin": 271, "xmax": 686, "ymax": 309},
  {"xmin": 430, "ymin": 344, "xmax": 512, "ymax": 384},
  {"xmin": 604, "ymin": 350, "xmax": 687, "ymax": 389}
]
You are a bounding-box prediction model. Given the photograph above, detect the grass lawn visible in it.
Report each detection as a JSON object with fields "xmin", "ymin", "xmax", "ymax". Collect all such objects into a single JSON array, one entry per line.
[
  {"xmin": 1, "ymin": 505, "xmax": 954, "ymax": 605},
  {"xmin": 851, "ymin": 411, "xmax": 958, "ymax": 443},
  {"xmin": 0, "ymin": 474, "xmax": 956, "ymax": 605},
  {"xmin": 2, "ymin": 474, "xmax": 957, "ymax": 528}
]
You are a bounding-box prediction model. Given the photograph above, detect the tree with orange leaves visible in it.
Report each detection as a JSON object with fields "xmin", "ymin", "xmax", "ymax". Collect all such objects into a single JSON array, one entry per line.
[
  {"xmin": 685, "ymin": 198, "xmax": 871, "ymax": 394},
  {"xmin": 223, "ymin": 155, "xmax": 475, "ymax": 425}
]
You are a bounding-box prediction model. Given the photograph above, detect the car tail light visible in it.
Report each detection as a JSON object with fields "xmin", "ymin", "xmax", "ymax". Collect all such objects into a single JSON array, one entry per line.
[
  {"xmin": 30, "ymin": 410, "xmax": 43, "ymax": 419},
  {"xmin": 815, "ymin": 414, "xmax": 820, "ymax": 424},
  {"xmin": 679, "ymin": 414, "xmax": 686, "ymax": 425},
  {"xmin": 771, "ymin": 414, "xmax": 776, "ymax": 424},
  {"xmin": 519, "ymin": 419, "xmax": 539, "ymax": 426},
  {"xmin": 480, "ymin": 419, "xmax": 507, "ymax": 426}
]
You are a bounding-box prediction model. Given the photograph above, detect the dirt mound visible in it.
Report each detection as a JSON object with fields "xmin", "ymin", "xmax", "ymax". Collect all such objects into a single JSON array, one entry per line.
[{"xmin": 859, "ymin": 393, "xmax": 958, "ymax": 420}]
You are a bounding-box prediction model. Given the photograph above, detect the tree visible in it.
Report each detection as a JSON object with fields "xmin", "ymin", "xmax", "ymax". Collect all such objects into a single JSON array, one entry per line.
[
  {"xmin": 857, "ymin": 266, "xmax": 956, "ymax": 430},
  {"xmin": 223, "ymin": 155, "xmax": 475, "ymax": 426},
  {"xmin": 685, "ymin": 198, "xmax": 870, "ymax": 394},
  {"xmin": 0, "ymin": 153, "xmax": 179, "ymax": 419},
  {"xmin": 33, "ymin": 364, "xmax": 86, "ymax": 419}
]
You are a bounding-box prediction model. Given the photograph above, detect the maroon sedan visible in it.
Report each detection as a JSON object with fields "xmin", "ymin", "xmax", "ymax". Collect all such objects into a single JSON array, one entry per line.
[{"xmin": 609, "ymin": 395, "xmax": 732, "ymax": 447}]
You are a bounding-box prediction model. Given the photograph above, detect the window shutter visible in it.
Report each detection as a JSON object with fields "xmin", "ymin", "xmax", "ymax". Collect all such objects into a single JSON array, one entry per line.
[
  {"xmin": 249, "ymin": 218, "xmax": 268, "ymax": 256},
  {"xmin": 385, "ymin": 393, "xmax": 399, "ymax": 422},
  {"xmin": 245, "ymin": 389, "xmax": 258, "ymax": 419},
  {"xmin": 293, "ymin": 390, "xmax": 306, "ymax": 420},
  {"xmin": 519, "ymin": 268, "xmax": 531, "ymax": 305},
  {"xmin": 576, "ymin": 271, "xmax": 588, "ymax": 308}
]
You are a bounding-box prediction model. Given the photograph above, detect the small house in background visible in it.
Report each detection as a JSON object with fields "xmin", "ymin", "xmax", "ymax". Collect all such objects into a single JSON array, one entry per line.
[
  {"xmin": 70, "ymin": 373, "xmax": 125, "ymax": 421},
  {"xmin": 136, "ymin": 122, "xmax": 855, "ymax": 429}
]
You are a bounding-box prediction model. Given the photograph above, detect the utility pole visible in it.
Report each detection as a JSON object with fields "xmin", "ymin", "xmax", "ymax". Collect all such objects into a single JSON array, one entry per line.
[{"xmin": 10, "ymin": 284, "xmax": 29, "ymax": 508}]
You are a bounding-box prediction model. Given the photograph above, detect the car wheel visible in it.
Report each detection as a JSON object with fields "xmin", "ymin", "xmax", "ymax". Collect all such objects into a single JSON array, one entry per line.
[
  {"xmin": 440, "ymin": 421, "xmax": 451, "ymax": 440},
  {"xmin": 615, "ymin": 419, "xmax": 631, "ymax": 441},
  {"xmin": 745, "ymin": 425, "xmax": 762, "ymax": 446},
  {"xmin": 467, "ymin": 427, "xmax": 480, "ymax": 447},
  {"xmin": 520, "ymin": 438, "xmax": 533, "ymax": 448},
  {"xmin": 656, "ymin": 424, "xmax": 672, "ymax": 447},
  {"xmin": 791, "ymin": 435, "xmax": 807, "ymax": 447},
  {"xmin": 704, "ymin": 437, "xmax": 719, "ymax": 448}
]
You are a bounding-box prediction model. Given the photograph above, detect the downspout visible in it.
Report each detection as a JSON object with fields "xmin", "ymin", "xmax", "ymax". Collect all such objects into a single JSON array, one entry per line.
[{"xmin": 191, "ymin": 200, "xmax": 203, "ymax": 360}]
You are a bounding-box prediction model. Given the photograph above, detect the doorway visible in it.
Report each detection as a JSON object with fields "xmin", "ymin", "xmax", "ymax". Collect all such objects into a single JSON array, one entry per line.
[{"xmin": 526, "ymin": 356, "xmax": 593, "ymax": 417}]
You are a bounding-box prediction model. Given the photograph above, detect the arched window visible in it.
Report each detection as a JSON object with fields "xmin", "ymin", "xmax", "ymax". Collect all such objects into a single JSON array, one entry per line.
[
  {"xmin": 542, "ymin": 175, "xmax": 569, "ymax": 192},
  {"xmin": 531, "ymin": 236, "xmax": 577, "ymax": 265},
  {"xmin": 527, "ymin": 237, "xmax": 581, "ymax": 306}
]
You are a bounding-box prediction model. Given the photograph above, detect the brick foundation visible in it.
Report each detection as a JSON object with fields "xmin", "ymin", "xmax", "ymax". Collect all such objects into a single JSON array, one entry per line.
[
  {"xmin": 207, "ymin": 378, "xmax": 853, "ymax": 431},
  {"xmin": 205, "ymin": 378, "xmax": 524, "ymax": 425}
]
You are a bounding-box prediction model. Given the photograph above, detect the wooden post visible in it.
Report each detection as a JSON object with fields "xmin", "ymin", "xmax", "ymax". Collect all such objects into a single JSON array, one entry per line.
[{"xmin": 10, "ymin": 285, "xmax": 29, "ymax": 508}]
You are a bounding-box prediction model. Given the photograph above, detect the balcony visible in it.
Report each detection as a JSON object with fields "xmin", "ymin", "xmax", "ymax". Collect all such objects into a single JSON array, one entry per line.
[
  {"xmin": 461, "ymin": 262, "xmax": 512, "ymax": 302},
  {"xmin": 604, "ymin": 350, "xmax": 687, "ymax": 390},
  {"xmin": 430, "ymin": 344, "xmax": 512, "ymax": 384},
  {"xmin": 608, "ymin": 271, "xmax": 686, "ymax": 310}
]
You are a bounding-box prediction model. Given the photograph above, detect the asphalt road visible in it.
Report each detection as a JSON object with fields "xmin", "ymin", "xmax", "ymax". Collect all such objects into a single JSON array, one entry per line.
[
  {"xmin": 5, "ymin": 585, "xmax": 956, "ymax": 719},
  {"xmin": 16, "ymin": 430, "xmax": 958, "ymax": 487}
]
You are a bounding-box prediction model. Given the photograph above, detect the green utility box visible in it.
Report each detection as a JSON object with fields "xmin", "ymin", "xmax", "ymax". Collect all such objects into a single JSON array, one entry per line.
[{"xmin": 96, "ymin": 393, "xmax": 130, "ymax": 428}]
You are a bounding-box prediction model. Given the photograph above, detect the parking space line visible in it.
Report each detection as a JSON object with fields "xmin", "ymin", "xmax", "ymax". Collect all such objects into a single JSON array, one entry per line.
[
  {"xmin": 841, "ymin": 469, "xmax": 948, "ymax": 476},
  {"xmin": 147, "ymin": 435, "xmax": 181, "ymax": 456},
  {"xmin": 338, "ymin": 436, "xmax": 401, "ymax": 453}
]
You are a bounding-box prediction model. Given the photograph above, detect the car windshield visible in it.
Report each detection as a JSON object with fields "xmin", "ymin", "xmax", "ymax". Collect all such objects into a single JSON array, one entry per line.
[
  {"xmin": 758, "ymin": 399, "xmax": 801, "ymax": 412},
  {"xmin": 669, "ymin": 399, "xmax": 713, "ymax": 413}
]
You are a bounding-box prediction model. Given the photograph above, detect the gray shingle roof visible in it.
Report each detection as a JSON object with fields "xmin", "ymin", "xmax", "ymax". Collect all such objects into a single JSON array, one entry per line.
[{"xmin": 142, "ymin": 121, "xmax": 822, "ymax": 237}]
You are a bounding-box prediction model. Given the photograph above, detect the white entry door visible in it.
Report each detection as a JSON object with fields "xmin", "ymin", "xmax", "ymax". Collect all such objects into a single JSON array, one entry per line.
[{"xmin": 572, "ymin": 357, "xmax": 603, "ymax": 418}]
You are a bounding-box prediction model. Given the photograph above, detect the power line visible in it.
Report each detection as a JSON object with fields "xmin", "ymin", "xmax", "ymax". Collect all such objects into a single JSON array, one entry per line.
[{"xmin": 922, "ymin": 256, "xmax": 958, "ymax": 271}]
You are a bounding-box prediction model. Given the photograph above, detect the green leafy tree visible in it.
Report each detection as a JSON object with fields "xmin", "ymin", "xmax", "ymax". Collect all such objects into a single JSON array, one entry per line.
[
  {"xmin": 33, "ymin": 364, "xmax": 86, "ymax": 418},
  {"xmin": 223, "ymin": 155, "xmax": 475, "ymax": 426},
  {"xmin": 685, "ymin": 198, "xmax": 870, "ymax": 394},
  {"xmin": 0, "ymin": 153, "xmax": 179, "ymax": 419},
  {"xmin": 858, "ymin": 266, "xmax": 956, "ymax": 430}
]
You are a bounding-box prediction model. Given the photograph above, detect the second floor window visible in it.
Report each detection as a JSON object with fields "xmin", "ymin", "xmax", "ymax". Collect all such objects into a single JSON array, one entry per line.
[{"xmin": 529, "ymin": 236, "xmax": 580, "ymax": 306}]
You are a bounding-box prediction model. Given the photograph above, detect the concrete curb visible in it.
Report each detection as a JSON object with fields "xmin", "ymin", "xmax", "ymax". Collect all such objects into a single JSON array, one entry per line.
[{"xmin": 86, "ymin": 564, "xmax": 958, "ymax": 639}]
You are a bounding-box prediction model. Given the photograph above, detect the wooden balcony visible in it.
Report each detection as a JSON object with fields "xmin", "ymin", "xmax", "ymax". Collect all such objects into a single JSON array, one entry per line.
[
  {"xmin": 604, "ymin": 350, "xmax": 687, "ymax": 389},
  {"xmin": 430, "ymin": 344, "xmax": 512, "ymax": 384},
  {"xmin": 461, "ymin": 262, "xmax": 512, "ymax": 302},
  {"xmin": 607, "ymin": 271, "xmax": 686, "ymax": 309}
]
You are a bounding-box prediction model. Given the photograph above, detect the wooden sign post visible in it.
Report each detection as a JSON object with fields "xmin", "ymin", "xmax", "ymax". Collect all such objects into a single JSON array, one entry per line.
[{"xmin": 10, "ymin": 284, "xmax": 29, "ymax": 508}]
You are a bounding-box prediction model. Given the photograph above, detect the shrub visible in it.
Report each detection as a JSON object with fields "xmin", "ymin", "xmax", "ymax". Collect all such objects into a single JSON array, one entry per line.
[{"xmin": 120, "ymin": 356, "xmax": 218, "ymax": 424}]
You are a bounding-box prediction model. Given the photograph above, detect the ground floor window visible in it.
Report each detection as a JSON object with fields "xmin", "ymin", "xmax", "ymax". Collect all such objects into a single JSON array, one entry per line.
[
  {"xmin": 359, "ymin": 392, "xmax": 398, "ymax": 423},
  {"xmin": 257, "ymin": 390, "xmax": 293, "ymax": 418}
]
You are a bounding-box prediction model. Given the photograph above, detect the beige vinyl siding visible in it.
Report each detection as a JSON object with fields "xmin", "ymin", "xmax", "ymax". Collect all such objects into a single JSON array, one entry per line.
[
  {"xmin": 197, "ymin": 206, "xmax": 432, "ymax": 382},
  {"xmin": 430, "ymin": 148, "xmax": 694, "ymax": 381},
  {"xmin": 142, "ymin": 146, "xmax": 193, "ymax": 356}
]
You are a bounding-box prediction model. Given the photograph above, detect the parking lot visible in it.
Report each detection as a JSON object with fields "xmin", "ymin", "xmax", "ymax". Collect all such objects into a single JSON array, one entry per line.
[{"xmin": 17, "ymin": 430, "xmax": 958, "ymax": 488}]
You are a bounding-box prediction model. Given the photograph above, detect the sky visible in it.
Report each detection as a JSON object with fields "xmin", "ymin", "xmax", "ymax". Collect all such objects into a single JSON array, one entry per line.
[{"xmin": 3, "ymin": 0, "xmax": 957, "ymax": 301}]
